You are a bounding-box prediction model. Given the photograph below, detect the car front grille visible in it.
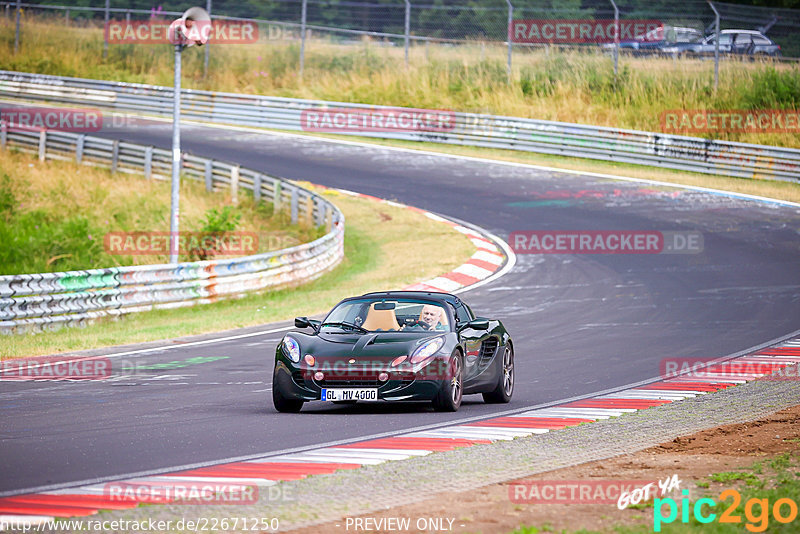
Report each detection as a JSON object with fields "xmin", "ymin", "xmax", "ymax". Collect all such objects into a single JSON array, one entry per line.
[{"xmin": 315, "ymin": 377, "xmax": 415, "ymax": 388}]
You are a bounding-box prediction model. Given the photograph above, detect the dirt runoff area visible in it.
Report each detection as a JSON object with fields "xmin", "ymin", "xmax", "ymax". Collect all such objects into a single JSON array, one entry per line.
[{"xmin": 288, "ymin": 405, "xmax": 800, "ymax": 534}]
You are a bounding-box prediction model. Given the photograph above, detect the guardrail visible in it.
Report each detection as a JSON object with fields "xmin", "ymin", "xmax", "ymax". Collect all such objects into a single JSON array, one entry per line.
[
  {"xmin": 1, "ymin": 70, "xmax": 798, "ymax": 182},
  {"xmin": 0, "ymin": 123, "xmax": 345, "ymax": 335}
]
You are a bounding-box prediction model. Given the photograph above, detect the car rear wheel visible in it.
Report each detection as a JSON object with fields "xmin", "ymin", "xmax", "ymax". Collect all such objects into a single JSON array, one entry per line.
[
  {"xmin": 483, "ymin": 344, "xmax": 514, "ymax": 403},
  {"xmin": 272, "ymin": 374, "xmax": 304, "ymax": 413},
  {"xmin": 432, "ymin": 351, "xmax": 463, "ymax": 412}
]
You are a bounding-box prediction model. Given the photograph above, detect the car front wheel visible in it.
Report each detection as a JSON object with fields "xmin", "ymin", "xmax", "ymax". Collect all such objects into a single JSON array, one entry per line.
[
  {"xmin": 272, "ymin": 373, "xmax": 304, "ymax": 413},
  {"xmin": 433, "ymin": 351, "xmax": 463, "ymax": 412}
]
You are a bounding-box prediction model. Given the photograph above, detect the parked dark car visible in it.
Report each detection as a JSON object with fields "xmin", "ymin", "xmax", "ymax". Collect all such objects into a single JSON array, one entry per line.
[
  {"xmin": 603, "ymin": 25, "xmax": 703, "ymax": 56},
  {"xmin": 271, "ymin": 291, "xmax": 514, "ymax": 413},
  {"xmin": 661, "ymin": 30, "xmax": 781, "ymax": 58}
]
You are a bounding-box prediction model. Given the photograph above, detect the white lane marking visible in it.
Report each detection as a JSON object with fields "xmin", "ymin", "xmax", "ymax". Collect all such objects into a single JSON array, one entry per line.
[
  {"xmin": 667, "ymin": 376, "xmax": 749, "ymax": 384},
  {"xmin": 470, "ymin": 238, "xmax": 498, "ymax": 252},
  {"xmin": 597, "ymin": 391, "xmax": 697, "ymax": 400},
  {"xmin": 135, "ymin": 476, "xmax": 277, "ymax": 486},
  {"xmin": 517, "ymin": 408, "xmax": 624, "ymax": 419},
  {"xmin": 268, "ymin": 454, "xmax": 383, "ymax": 465},
  {"xmin": 453, "ymin": 263, "xmax": 494, "ymax": 279},
  {"xmin": 423, "ymin": 276, "xmax": 463, "ymax": 292},
  {"xmin": 0, "ymin": 326, "xmax": 292, "ymax": 375},
  {"xmin": 424, "ymin": 212, "xmax": 448, "ymax": 223},
  {"xmin": 319, "ymin": 447, "xmax": 431, "ymax": 458},
  {"xmin": 406, "ymin": 430, "xmax": 510, "ymax": 441},
  {"xmin": 460, "ymin": 425, "xmax": 550, "ymax": 434},
  {"xmin": 472, "ymin": 250, "xmax": 504, "ymax": 265},
  {"xmin": 405, "ymin": 428, "xmax": 527, "ymax": 439},
  {"xmin": 633, "ymin": 389, "xmax": 708, "ymax": 396}
]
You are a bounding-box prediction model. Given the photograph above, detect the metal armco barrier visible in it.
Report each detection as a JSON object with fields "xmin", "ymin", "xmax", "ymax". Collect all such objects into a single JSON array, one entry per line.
[
  {"xmin": 0, "ymin": 125, "xmax": 345, "ymax": 335},
  {"xmin": 0, "ymin": 70, "xmax": 798, "ymax": 182}
]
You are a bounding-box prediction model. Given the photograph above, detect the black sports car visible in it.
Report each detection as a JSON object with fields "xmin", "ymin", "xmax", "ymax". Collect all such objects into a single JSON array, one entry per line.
[{"xmin": 272, "ymin": 291, "xmax": 514, "ymax": 412}]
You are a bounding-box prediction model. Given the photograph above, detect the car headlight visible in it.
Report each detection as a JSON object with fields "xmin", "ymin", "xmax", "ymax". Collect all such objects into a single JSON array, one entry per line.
[
  {"xmin": 410, "ymin": 336, "xmax": 445, "ymax": 364},
  {"xmin": 282, "ymin": 336, "xmax": 301, "ymax": 363}
]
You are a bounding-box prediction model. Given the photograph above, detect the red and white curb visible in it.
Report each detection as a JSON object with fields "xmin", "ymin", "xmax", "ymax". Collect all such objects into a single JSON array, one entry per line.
[
  {"xmin": 2, "ymin": 337, "xmax": 798, "ymax": 522},
  {"xmin": 328, "ymin": 188, "xmax": 511, "ymax": 293}
]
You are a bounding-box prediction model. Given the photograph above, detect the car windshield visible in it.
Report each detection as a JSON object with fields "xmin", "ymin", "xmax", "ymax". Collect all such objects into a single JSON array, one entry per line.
[{"xmin": 322, "ymin": 298, "xmax": 450, "ymax": 333}]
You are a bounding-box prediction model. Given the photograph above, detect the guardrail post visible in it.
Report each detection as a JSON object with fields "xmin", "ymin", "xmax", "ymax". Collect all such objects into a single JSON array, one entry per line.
[
  {"xmin": 505, "ymin": 0, "xmax": 513, "ymax": 83},
  {"xmin": 65, "ymin": 9, "xmax": 69, "ymax": 26},
  {"xmin": 125, "ymin": 10, "xmax": 130, "ymax": 25},
  {"xmin": 103, "ymin": 0, "xmax": 110, "ymax": 59},
  {"xmin": 14, "ymin": 0, "xmax": 20, "ymax": 54},
  {"xmin": 318, "ymin": 199, "xmax": 327, "ymax": 227},
  {"xmin": 290, "ymin": 187, "xmax": 298, "ymax": 224},
  {"xmin": 404, "ymin": 0, "xmax": 410, "ymax": 67},
  {"xmin": 326, "ymin": 205, "xmax": 333, "ymax": 231},
  {"xmin": 38, "ymin": 130, "xmax": 46, "ymax": 162},
  {"xmin": 76, "ymin": 135, "xmax": 85, "ymax": 164},
  {"xmin": 111, "ymin": 140, "xmax": 120, "ymax": 174},
  {"xmin": 299, "ymin": 0, "xmax": 307, "ymax": 79},
  {"xmin": 204, "ymin": 0, "xmax": 212, "ymax": 78},
  {"xmin": 230, "ymin": 165, "xmax": 239, "ymax": 204},
  {"xmin": 204, "ymin": 160, "xmax": 213, "ymax": 191},
  {"xmin": 274, "ymin": 181, "xmax": 282, "ymax": 213},
  {"xmin": 609, "ymin": 0, "xmax": 619, "ymax": 80},
  {"xmin": 305, "ymin": 195, "xmax": 314, "ymax": 225},
  {"xmin": 1, "ymin": 121, "xmax": 7, "ymax": 149},
  {"xmin": 253, "ymin": 173, "xmax": 262, "ymax": 201},
  {"xmin": 708, "ymin": 0, "xmax": 720, "ymax": 92},
  {"xmin": 142, "ymin": 146, "xmax": 153, "ymax": 178}
]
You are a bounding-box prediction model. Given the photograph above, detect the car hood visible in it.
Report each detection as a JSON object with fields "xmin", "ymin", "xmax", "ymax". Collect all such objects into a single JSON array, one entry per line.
[{"xmin": 297, "ymin": 331, "xmax": 444, "ymax": 361}]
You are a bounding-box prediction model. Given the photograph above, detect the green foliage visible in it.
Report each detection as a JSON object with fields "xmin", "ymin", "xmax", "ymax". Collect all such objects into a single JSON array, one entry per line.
[
  {"xmin": 736, "ymin": 68, "xmax": 800, "ymax": 109},
  {"xmin": 198, "ymin": 206, "xmax": 242, "ymax": 234},
  {"xmin": 0, "ymin": 209, "xmax": 105, "ymax": 274}
]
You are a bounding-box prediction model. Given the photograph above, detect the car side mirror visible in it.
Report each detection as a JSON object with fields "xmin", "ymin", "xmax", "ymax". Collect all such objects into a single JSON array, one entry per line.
[
  {"xmin": 295, "ymin": 317, "xmax": 311, "ymax": 329},
  {"xmin": 459, "ymin": 318, "xmax": 489, "ymax": 331}
]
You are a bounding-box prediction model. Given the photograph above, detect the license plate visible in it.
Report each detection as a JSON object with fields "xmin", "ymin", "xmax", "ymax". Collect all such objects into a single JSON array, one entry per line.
[{"xmin": 321, "ymin": 388, "xmax": 378, "ymax": 401}]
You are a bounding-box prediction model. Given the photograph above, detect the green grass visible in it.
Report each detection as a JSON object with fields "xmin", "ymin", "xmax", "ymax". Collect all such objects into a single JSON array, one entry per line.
[
  {"xmin": 2, "ymin": 15, "xmax": 799, "ymax": 149},
  {"xmin": 0, "ymin": 149, "xmax": 324, "ymax": 274},
  {"xmin": 2, "ymin": 182, "xmax": 476, "ymax": 359}
]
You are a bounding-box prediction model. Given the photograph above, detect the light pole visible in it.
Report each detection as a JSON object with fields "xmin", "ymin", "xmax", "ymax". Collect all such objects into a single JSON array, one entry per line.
[{"xmin": 167, "ymin": 7, "xmax": 211, "ymax": 264}]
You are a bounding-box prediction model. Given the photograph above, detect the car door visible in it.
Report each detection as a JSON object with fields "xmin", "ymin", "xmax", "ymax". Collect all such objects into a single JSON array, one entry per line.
[
  {"xmin": 731, "ymin": 33, "xmax": 750, "ymax": 54},
  {"xmin": 453, "ymin": 303, "xmax": 493, "ymax": 382}
]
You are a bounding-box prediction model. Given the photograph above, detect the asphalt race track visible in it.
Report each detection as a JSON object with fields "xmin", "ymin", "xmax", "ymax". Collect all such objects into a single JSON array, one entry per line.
[{"xmin": 2, "ymin": 116, "xmax": 799, "ymax": 494}]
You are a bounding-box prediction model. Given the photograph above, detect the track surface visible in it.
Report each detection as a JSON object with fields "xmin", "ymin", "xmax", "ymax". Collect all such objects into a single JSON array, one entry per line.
[{"xmin": 2, "ymin": 117, "xmax": 799, "ymax": 494}]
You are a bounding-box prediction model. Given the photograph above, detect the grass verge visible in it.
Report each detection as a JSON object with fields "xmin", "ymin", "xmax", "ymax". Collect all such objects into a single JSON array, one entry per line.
[
  {"xmin": 1, "ymin": 184, "xmax": 476, "ymax": 359},
  {"xmin": 0, "ymin": 149, "xmax": 323, "ymax": 274}
]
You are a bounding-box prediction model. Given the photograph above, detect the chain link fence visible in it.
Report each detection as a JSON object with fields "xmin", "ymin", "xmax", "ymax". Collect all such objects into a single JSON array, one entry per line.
[{"xmin": 3, "ymin": 1, "xmax": 798, "ymax": 64}]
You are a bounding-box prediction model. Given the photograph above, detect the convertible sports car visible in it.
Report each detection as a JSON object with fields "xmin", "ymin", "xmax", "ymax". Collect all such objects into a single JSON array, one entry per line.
[{"xmin": 272, "ymin": 291, "xmax": 514, "ymax": 412}]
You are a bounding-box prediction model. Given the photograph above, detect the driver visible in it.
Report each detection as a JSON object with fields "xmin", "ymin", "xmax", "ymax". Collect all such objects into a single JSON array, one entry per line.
[{"xmin": 404, "ymin": 304, "xmax": 446, "ymax": 331}]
